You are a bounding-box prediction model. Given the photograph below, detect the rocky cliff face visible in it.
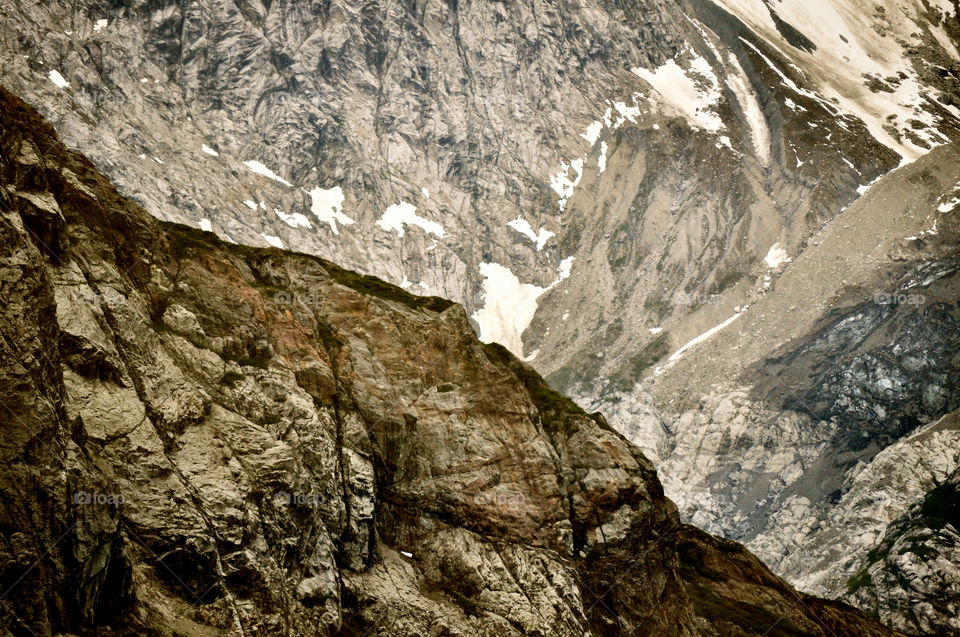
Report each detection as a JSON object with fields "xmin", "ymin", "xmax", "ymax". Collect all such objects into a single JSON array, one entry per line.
[
  {"xmin": 0, "ymin": 87, "xmax": 898, "ymax": 636},
  {"xmin": 599, "ymin": 137, "xmax": 960, "ymax": 623},
  {"xmin": 5, "ymin": 0, "xmax": 955, "ymax": 355},
  {"xmin": 2, "ymin": 0, "xmax": 960, "ymax": 632},
  {"xmin": 845, "ymin": 431, "xmax": 960, "ymax": 636},
  {"xmin": 578, "ymin": 138, "xmax": 960, "ymax": 633}
]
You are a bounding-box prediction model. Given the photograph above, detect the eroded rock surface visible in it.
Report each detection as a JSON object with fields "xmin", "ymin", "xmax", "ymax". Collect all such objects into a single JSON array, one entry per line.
[
  {"xmin": 2, "ymin": 3, "xmax": 960, "ymax": 628},
  {"xmin": 0, "ymin": 87, "xmax": 898, "ymax": 636}
]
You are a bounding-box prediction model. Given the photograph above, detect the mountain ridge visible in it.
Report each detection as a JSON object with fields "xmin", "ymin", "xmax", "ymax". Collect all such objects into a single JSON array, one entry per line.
[
  {"xmin": 0, "ymin": 84, "xmax": 897, "ymax": 636},
  {"xmin": 2, "ymin": 0, "xmax": 960, "ymax": 631}
]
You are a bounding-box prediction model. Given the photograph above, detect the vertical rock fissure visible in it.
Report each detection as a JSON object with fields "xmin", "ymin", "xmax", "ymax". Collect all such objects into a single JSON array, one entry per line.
[
  {"xmin": 82, "ymin": 271, "xmax": 247, "ymax": 636},
  {"xmin": 310, "ymin": 308, "xmax": 355, "ymax": 568}
]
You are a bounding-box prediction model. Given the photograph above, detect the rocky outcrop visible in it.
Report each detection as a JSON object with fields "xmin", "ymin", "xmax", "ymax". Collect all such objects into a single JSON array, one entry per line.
[
  {"xmin": 845, "ymin": 461, "xmax": 960, "ymax": 636},
  {"xmin": 774, "ymin": 408, "xmax": 960, "ymax": 599},
  {"xmin": 1, "ymin": 0, "xmax": 946, "ymax": 357},
  {"xmin": 2, "ymin": 0, "xmax": 960, "ymax": 631},
  {"xmin": 593, "ymin": 142, "xmax": 960, "ymax": 634},
  {"xmin": 0, "ymin": 87, "xmax": 899, "ymax": 636}
]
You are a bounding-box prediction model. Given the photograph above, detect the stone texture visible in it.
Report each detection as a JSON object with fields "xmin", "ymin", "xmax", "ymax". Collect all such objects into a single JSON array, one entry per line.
[
  {"xmin": 0, "ymin": 87, "xmax": 897, "ymax": 636},
  {"xmin": 2, "ymin": 0, "xmax": 959, "ymax": 631}
]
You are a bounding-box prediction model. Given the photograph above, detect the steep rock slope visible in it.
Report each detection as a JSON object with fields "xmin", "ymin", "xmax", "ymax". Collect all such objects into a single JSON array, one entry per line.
[
  {"xmin": 582, "ymin": 141, "xmax": 960, "ymax": 633},
  {"xmin": 3, "ymin": 0, "xmax": 946, "ymax": 354},
  {"xmin": 2, "ymin": 0, "xmax": 960, "ymax": 629},
  {"xmin": 844, "ymin": 418, "xmax": 960, "ymax": 636},
  {"xmin": 0, "ymin": 88, "xmax": 898, "ymax": 636}
]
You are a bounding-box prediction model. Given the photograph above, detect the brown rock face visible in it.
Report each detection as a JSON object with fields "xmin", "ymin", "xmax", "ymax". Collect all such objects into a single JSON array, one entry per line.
[{"xmin": 0, "ymin": 86, "xmax": 896, "ymax": 636}]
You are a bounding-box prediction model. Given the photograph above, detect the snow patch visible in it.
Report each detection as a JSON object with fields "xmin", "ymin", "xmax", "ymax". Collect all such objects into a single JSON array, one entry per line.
[
  {"xmin": 201, "ymin": 144, "xmax": 219, "ymax": 157},
  {"xmin": 581, "ymin": 120, "xmax": 603, "ymax": 146},
  {"xmin": 666, "ymin": 311, "xmax": 745, "ymax": 365},
  {"xmin": 261, "ymin": 233, "xmax": 283, "ymax": 249},
  {"xmin": 612, "ymin": 101, "xmax": 641, "ymax": 127},
  {"xmin": 93, "ymin": 19, "xmax": 108, "ymax": 32},
  {"xmin": 421, "ymin": 187, "xmax": 430, "ymax": 198},
  {"xmin": 243, "ymin": 160, "xmax": 292, "ymax": 187},
  {"xmin": 632, "ymin": 56, "xmax": 723, "ymax": 134},
  {"xmin": 243, "ymin": 200, "xmax": 258, "ymax": 210},
  {"xmin": 399, "ymin": 276, "xmax": 429, "ymax": 291},
  {"xmin": 725, "ymin": 2, "xmax": 951, "ymax": 162},
  {"xmin": 199, "ymin": 219, "xmax": 212, "ymax": 232},
  {"xmin": 507, "ymin": 216, "xmax": 554, "ymax": 251},
  {"xmin": 783, "ymin": 97, "xmax": 805, "ymax": 111},
  {"xmin": 48, "ymin": 70, "xmax": 69, "ymax": 89},
  {"xmin": 548, "ymin": 95, "xmax": 643, "ymax": 211},
  {"xmin": 471, "ymin": 256, "xmax": 575, "ymax": 356},
  {"xmin": 936, "ymin": 182, "xmax": 960, "ymax": 213},
  {"xmin": 857, "ymin": 174, "xmax": 884, "ymax": 196},
  {"xmin": 724, "ymin": 52, "xmax": 771, "ymax": 165},
  {"xmin": 308, "ymin": 186, "xmax": 354, "ymax": 234},
  {"xmin": 764, "ymin": 243, "xmax": 789, "ymax": 269},
  {"xmin": 377, "ymin": 201, "xmax": 445, "ymax": 238},
  {"xmin": 275, "ymin": 208, "xmax": 311, "ymax": 229},
  {"xmin": 471, "ymin": 263, "xmax": 546, "ymax": 357},
  {"xmin": 738, "ymin": 38, "xmax": 837, "ymax": 112},
  {"xmin": 549, "ymin": 159, "xmax": 584, "ymax": 212}
]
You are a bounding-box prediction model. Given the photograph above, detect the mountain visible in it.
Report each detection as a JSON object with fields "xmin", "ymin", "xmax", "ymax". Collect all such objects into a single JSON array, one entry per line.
[
  {"xmin": 846, "ymin": 441, "xmax": 960, "ymax": 636},
  {"xmin": 1, "ymin": 0, "xmax": 959, "ymax": 632},
  {"xmin": 0, "ymin": 85, "xmax": 900, "ymax": 636}
]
